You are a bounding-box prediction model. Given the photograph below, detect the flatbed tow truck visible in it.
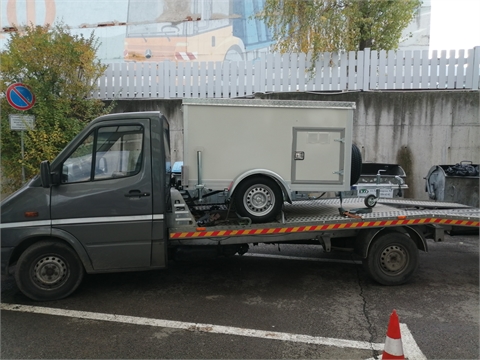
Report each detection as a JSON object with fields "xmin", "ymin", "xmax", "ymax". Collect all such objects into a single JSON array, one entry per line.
[{"xmin": 1, "ymin": 108, "xmax": 478, "ymax": 301}]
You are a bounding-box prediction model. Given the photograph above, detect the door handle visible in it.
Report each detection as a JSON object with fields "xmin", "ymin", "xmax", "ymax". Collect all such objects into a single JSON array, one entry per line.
[{"xmin": 125, "ymin": 190, "xmax": 150, "ymax": 198}]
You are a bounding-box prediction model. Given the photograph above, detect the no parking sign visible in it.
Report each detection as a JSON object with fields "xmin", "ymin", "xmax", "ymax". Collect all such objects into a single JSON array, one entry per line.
[
  {"xmin": 6, "ymin": 82, "xmax": 36, "ymax": 184},
  {"xmin": 6, "ymin": 83, "xmax": 36, "ymax": 111}
]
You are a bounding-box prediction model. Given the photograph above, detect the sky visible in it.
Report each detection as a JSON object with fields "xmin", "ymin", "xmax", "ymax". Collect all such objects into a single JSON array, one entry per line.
[{"xmin": 429, "ymin": 0, "xmax": 480, "ymax": 52}]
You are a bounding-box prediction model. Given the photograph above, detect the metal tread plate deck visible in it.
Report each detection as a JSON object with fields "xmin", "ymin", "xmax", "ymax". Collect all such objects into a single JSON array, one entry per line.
[{"xmin": 170, "ymin": 198, "xmax": 479, "ymax": 240}]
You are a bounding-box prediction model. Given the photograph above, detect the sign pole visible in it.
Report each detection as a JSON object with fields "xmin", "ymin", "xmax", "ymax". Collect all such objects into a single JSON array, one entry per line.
[
  {"xmin": 21, "ymin": 130, "xmax": 26, "ymax": 183},
  {"xmin": 6, "ymin": 83, "xmax": 36, "ymax": 184}
]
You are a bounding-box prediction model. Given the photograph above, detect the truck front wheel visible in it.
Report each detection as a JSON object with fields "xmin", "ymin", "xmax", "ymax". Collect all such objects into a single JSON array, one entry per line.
[
  {"xmin": 15, "ymin": 240, "xmax": 85, "ymax": 301},
  {"xmin": 363, "ymin": 232, "xmax": 419, "ymax": 285},
  {"xmin": 234, "ymin": 176, "xmax": 283, "ymax": 223}
]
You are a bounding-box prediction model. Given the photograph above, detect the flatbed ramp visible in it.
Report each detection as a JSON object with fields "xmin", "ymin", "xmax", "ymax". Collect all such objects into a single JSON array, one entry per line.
[{"xmin": 169, "ymin": 198, "xmax": 479, "ymax": 244}]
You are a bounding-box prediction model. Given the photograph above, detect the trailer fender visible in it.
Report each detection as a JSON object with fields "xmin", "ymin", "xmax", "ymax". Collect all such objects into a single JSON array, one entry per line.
[
  {"xmin": 228, "ymin": 169, "xmax": 293, "ymax": 203},
  {"xmin": 356, "ymin": 226, "xmax": 428, "ymax": 259}
]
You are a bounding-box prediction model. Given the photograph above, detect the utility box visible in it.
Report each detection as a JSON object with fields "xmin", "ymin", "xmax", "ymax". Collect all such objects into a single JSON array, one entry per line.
[
  {"xmin": 181, "ymin": 98, "xmax": 356, "ymax": 194},
  {"xmin": 425, "ymin": 162, "xmax": 479, "ymax": 207}
]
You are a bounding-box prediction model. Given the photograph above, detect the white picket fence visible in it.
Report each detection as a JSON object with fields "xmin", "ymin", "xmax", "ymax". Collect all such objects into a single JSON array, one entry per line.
[{"xmin": 94, "ymin": 47, "xmax": 480, "ymax": 99}]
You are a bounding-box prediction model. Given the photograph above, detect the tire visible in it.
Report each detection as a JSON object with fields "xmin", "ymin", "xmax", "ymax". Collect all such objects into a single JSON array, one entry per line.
[
  {"xmin": 364, "ymin": 194, "xmax": 377, "ymax": 208},
  {"xmin": 15, "ymin": 241, "xmax": 85, "ymax": 301},
  {"xmin": 363, "ymin": 232, "xmax": 419, "ymax": 286},
  {"xmin": 350, "ymin": 144, "xmax": 362, "ymax": 185},
  {"xmin": 234, "ymin": 176, "xmax": 283, "ymax": 223}
]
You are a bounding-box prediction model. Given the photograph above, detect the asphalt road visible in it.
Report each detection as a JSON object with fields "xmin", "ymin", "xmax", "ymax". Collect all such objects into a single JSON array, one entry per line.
[{"xmin": 1, "ymin": 233, "xmax": 478, "ymax": 359}]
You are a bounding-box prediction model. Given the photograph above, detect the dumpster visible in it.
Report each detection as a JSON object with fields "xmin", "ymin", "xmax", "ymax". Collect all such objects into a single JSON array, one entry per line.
[
  {"xmin": 425, "ymin": 161, "xmax": 479, "ymax": 207},
  {"xmin": 353, "ymin": 163, "xmax": 408, "ymax": 199}
]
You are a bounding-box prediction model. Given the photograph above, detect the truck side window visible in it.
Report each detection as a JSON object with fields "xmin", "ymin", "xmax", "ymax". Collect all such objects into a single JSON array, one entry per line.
[{"xmin": 62, "ymin": 125, "xmax": 144, "ymax": 183}]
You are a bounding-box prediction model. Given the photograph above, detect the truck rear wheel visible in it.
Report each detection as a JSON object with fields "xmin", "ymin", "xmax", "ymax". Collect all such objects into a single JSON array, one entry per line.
[
  {"xmin": 15, "ymin": 240, "xmax": 84, "ymax": 301},
  {"xmin": 363, "ymin": 232, "xmax": 419, "ymax": 285},
  {"xmin": 234, "ymin": 176, "xmax": 283, "ymax": 223}
]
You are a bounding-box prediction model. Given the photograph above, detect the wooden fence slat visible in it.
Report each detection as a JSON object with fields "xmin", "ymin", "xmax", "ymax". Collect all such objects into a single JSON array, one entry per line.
[
  {"xmin": 290, "ymin": 54, "xmax": 298, "ymax": 91},
  {"xmin": 369, "ymin": 50, "xmax": 378, "ymax": 90},
  {"xmin": 331, "ymin": 52, "xmax": 339, "ymax": 90},
  {"xmin": 447, "ymin": 50, "xmax": 456, "ymax": 89},
  {"xmin": 465, "ymin": 49, "xmax": 474, "ymax": 89},
  {"xmin": 192, "ymin": 62, "xmax": 199, "ymax": 98},
  {"xmin": 313, "ymin": 54, "xmax": 322, "ymax": 91},
  {"xmin": 473, "ymin": 46, "xmax": 480, "ymax": 90},
  {"xmin": 199, "ymin": 62, "xmax": 207, "ymax": 98},
  {"xmin": 347, "ymin": 51, "xmax": 356, "ymax": 90},
  {"xmin": 222, "ymin": 61, "xmax": 229, "ymax": 98},
  {"xmin": 386, "ymin": 50, "xmax": 395, "ymax": 89},
  {"xmin": 360, "ymin": 49, "xmax": 368, "ymax": 91},
  {"xmin": 298, "ymin": 53, "xmax": 306, "ymax": 91},
  {"xmin": 438, "ymin": 50, "xmax": 447, "ymax": 89},
  {"xmin": 207, "ymin": 62, "xmax": 214, "ymax": 98},
  {"xmin": 421, "ymin": 50, "xmax": 429, "ymax": 88},
  {"xmin": 274, "ymin": 53, "xmax": 281, "ymax": 91},
  {"xmin": 456, "ymin": 49, "xmax": 466, "ymax": 88},
  {"xmin": 378, "ymin": 50, "xmax": 387, "ymax": 89},
  {"xmin": 105, "ymin": 64, "xmax": 113, "ymax": 98},
  {"xmin": 412, "ymin": 51, "xmax": 421, "ymax": 88},
  {"xmin": 394, "ymin": 51, "xmax": 403, "ymax": 89},
  {"xmin": 429, "ymin": 51, "xmax": 438, "ymax": 89},
  {"xmin": 213, "ymin": 61, "xmax": 221, "ymax": 97},
  {"xmin": 238, "ymin": 61, "xmax": 246, "ymax": 96},
  {"xmin": 246, "ymin": 60, "xmax": 253, "ymax": 95},
  {"xmin": 184, "ymin": 62, "xmax": 191, "ymax": 98},
  {"xmin": 265, "ymin": 54, "xmax": 274, "ymax": 91}
]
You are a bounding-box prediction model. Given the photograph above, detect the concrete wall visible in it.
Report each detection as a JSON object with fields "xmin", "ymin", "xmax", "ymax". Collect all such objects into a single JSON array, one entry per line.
[{"xmin": 108, "ymin": 90, "xmax": 480, "ymax": 200}]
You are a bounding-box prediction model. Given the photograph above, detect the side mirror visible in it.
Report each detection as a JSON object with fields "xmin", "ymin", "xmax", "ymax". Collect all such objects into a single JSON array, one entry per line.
[{"xmin": 40, "ymin": 161, "xmax": 51, "ymax": 188}]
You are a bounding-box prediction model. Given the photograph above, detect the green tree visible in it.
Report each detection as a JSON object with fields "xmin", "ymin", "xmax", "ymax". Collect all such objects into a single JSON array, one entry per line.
[
  {"xmin": 257, "ymin": 0, "xmax": 421, "ymax": 60},
  {"xmin": 1, "ymin": 24, "xmax": 110, "ymax": 193}
]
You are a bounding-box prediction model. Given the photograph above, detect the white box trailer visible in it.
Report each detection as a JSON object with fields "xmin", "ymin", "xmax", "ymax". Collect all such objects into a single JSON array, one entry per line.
[{"xmin": 181, "ymin": 98, "xmax": 361, "ymax": 223}]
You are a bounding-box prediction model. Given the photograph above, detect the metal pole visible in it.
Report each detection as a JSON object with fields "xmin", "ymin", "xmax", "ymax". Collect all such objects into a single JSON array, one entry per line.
[{"xmin": 21, "ymin": 130, "xmax": 25, "ymax": 183}]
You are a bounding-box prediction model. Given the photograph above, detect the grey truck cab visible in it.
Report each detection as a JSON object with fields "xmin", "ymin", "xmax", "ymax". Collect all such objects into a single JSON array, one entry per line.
[{"xmin": 1, "ymin": 111, "xmax": 171, "ymax": 300}]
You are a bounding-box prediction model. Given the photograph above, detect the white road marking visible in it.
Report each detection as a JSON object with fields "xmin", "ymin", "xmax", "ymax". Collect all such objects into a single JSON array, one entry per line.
[
  {"xmin": 244, "ymin": 252, "xmax": 362, "ymax": 264},
  {"xmin": 400, "ymin": 323, "xmax": 427, "ymax": 359},
  {"xmin": 1, "ymin": 303, "xmax": 383, "ymax": 351},
  {"xmin": 1, "ymin": 304, "xmax": 426, "ymax": 358}
]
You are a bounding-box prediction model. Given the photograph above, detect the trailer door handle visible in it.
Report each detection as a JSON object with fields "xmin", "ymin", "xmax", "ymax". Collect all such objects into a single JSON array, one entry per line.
[{"xmin": 125, "ymin": 190, "xmax": 150, "ymax": 198}]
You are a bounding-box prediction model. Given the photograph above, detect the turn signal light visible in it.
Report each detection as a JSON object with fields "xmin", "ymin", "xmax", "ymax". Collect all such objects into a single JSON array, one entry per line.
[{"xmin": 24, "ymin": 211, "xmax": 39, "ymax": 218}]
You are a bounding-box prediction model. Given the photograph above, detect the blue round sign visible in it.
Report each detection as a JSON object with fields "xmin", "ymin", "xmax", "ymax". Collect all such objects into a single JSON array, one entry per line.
[{"xmin": 6, "ymin": 83, "xmax": 36, "ymax": 111}]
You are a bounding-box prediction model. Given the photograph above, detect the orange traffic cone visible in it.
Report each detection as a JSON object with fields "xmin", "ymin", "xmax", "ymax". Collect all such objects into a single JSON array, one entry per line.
[{"xmin": 381, "ymin": 309, "xmax": 405, "ymax": 359}]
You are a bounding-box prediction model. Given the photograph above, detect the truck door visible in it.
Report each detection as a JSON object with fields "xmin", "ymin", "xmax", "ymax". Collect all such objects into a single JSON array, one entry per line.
[{"xmin": 51, "ymin": 120, "xmax": 154, "ymax": 270}]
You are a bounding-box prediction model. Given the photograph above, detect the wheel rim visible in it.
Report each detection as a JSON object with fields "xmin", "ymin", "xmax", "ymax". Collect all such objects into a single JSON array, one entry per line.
[
  {"xmin": 367, "ymin": 196, "xmax": 376, "ymax": 207},
  {"xmin": 379, "ymin": 245, "xmax": 408, "ymax": 275},
  {"xmin": 33, "ymin": 255, "xmax": 69, "ymax": 289},
  {"xmin": 243, "ymin": 184, "xmax": 275, "ymax": 217}
]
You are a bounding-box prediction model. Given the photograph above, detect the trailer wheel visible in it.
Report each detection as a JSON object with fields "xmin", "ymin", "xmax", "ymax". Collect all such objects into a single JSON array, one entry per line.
[
  {"xmin": 234, "ymin": 176, "xmax": 283, "ymax": 223},
  {"xmin": 15, "ymin": 240, "xmax": 84, "ymax": 301},
  {"xmin": 364, "ymin": 194, "xmax": 377, "ymax": 208},
  {"xmin": 363, "ymin": 232, "xmax": 419, "ymax": 286}
]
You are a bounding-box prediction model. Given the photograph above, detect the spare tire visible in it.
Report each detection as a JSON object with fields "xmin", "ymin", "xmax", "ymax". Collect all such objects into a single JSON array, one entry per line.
[{"xmin": 350, "ymin": 144, "xmax": 362, "ymax": 185}]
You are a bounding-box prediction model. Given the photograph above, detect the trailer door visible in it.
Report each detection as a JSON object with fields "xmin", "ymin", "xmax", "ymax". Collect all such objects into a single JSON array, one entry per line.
[
  {"xmin": 292, "ymin": 128, "xmax": 345, "ymax": 184},
  {"xmin": 51, "ymin": 119, "xmax": 154, "ymax": 270}
]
